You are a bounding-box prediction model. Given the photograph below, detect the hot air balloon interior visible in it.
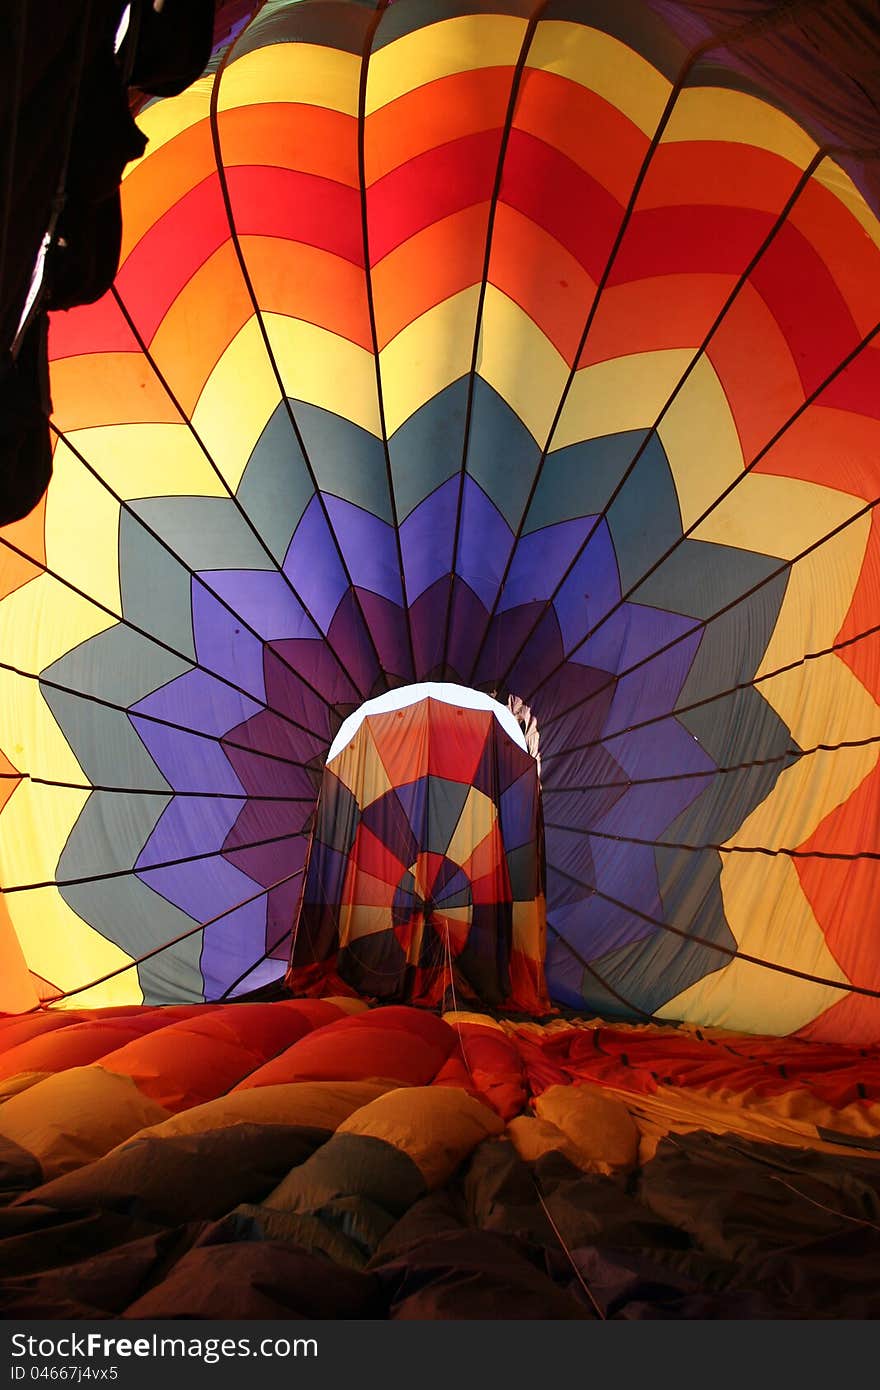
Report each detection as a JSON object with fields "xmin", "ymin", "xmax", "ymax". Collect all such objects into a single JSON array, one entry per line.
[{"xmin": 1, "ymin": 0, "xmax": 880, "ymax": 1320}]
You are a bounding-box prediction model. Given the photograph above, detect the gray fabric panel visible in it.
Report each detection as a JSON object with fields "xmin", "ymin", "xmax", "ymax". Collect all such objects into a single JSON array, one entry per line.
[
  {"xmin": 426, "ymin": 779, "xmax": 471, "ymax": 855},
  {"xmin": 118, "ymin": 510, "xmax": 196, "ymax": 660},
  {"xmin": 465, "ymin": 378, "xmax": 542, "ymax": 529},
  {"xmin": 524, "ymin": 430, "xmax": 649, "ymax": 534},
  {"xmin": 605, "ymin": 436, "xmax": 681, "ymax": 593},
  {"xmin": 389, "ymin": 378, "xmax": 469, "ymax": 520},
  {"xmin": 235, "ymin": 402, "xmax": 315, "ymax": 566},
  {"xmin": 634, "ymin": 538, "xmax": 783, "ymax": 619},
  {"xmin": 60, "ymin": 877, "xmax": 205, "ymax": 1004},
  {"xmin": 43, "ymin": 622, "xmax": 190, "ymax": 707},
  {"xmin": 131, "ymin": 497, "xmax": 274, "ymax": 573},
  {"xmin": 57, "ymin": 789, "xmax": 169, "ymax": 879},
  {"xmin": 293, "ymin": 400, "xmax": 393, "ymax": 522}
]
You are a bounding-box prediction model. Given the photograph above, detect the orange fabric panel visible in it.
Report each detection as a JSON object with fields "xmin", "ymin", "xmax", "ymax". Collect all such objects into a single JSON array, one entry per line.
[
  {"xmin": 98, "ymin": 1001, "xmax": 344, "ymax": 1110},
  {"xmin": 235, "ymin": 1006, "xmax": 456, "ymax": 1089}
]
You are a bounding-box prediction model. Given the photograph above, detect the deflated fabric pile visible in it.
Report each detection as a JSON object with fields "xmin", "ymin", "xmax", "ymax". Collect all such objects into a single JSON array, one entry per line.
[{"xmin": 1, "ymin": 1000, "xmax": 879, "ymax": 1319}]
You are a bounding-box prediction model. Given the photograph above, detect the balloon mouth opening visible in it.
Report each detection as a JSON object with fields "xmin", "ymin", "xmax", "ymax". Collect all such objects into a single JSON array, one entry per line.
[{"xmin": 325, "ymin": 682, "xmax": 534, "ymax": 764}]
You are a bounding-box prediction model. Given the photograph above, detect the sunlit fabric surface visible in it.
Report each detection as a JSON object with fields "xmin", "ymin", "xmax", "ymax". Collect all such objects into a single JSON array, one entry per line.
[{"xmin": 0, "ymin": 0, "xmax": 878, "ymax": 1041}]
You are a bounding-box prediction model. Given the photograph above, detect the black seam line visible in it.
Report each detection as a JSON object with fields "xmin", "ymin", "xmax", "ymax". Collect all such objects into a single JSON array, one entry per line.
[
  {"xmin": 543, "ymin": 619, "xmax": 880, "ymax": 763},
  {"xmin": 439, "ymin": 0, "xmax": 549, "ymax": 683},
  {"xmin": 0, "ymin": 656, "xmax": 317, "ymax": 775},
  {"xmin": 0, "ymin": 772, "xmax": 313, "ymax": 801},
  {"xmin": 34, "ymin": 863, "xmax": 307, "ymax": 1007},
  {"xmin": 544, "ymin": 821, "xmax": 880, "ymax": 862},
  {"xmin": 542, "ymin": 728, "xmax": 880, "ymax": 793},
  {"xmin": 537, "ymin": 488, "xmax": 880, "ymax": 742},
  {"xmin": 208, "ymin": 27, "xmax": 387, "ymax": 701},
  {"xmin": 2, "ymin": 824, "xmax": 308, "ymax": 895},
  {"xmin": 51, "ymin": 418, "xmax": 333, "ymax": 744},
  {"xmin": 356, "ymin": 0, "xmax": 417, "ymax": 684},
  {"xmin": 0, "ymin": 529, "xmax": 326, "ymax": 750},
  {"xmin": 463, "ymin": 9, "xmax": 764, "ymax": 694},
  {"xmin": 546, "ymin": 921, "xmax": 657, "ymax": 1022},
  {"xmin": 548, "ymin": 863, "xmax": 880, "ymax": 998},
  {"xmin": 217, "ymin": 922, "xmax": 295, "ymax": 1002},
  {"xmin": 529, "ymin": 308, "xmax": 880, "ymax": 722},
  {"xmin": 105, "ymin": 295, "xmax": 356, "ymax": 723}
]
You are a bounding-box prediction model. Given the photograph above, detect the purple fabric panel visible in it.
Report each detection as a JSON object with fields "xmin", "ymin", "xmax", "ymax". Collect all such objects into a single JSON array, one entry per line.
[
  {"xmin": 200, "ymin": 896, "xmax": 272, "ymax": 999},
  {"xmin": 130, "ymin": 714, "xmax": 246, "ymax": 796},
  {"xmin": 605, "ymin": 626, "xmax": 701, "ymax": 732},
  {"xmin": 223, "ymin": 831, "xmax": 308, "ymax": 892},
  {"xmin": 580, "ymin": 600, "xmax": 696, "ymax": 676},
  {"xmin": 400, "ymin": 479, "xmax": 457, "ymax": 602},
  {"xmin": 324, "ymin": 495, "xmax": 403, "ymax": 605},
  {"xmin": 455, "ymin": 478, "xmax": 513, "ymax": 610},
  {"xmin": 136, "ymin": 794, "xmax": 244, "ymax": 870},
  {"xmin": 606, "ymin": 718, "xmax": 716, "ymax": 784},
  {"xmin": 499, "ymin": 769, "xmax": 538, "ymax": 853},
  {"xmin": 498, "ymin": 517, "xmax": 597, "ymax": 613},
  {"xmin": 550, "ymin": 522, "xmax": 621, "ymax": 659},
  {"xmin": 284, "ymin": 495, "xmax": 350, "ymax": 634},
  {"xmin": 355, "ymin": 588, "xmax": 414, "ymax": 685},
  {"xmin": 138, "ymin": 850, "xmax": 262, "ymax": 922},
  {"xmin": 202, "ymin": 569, "xmax": 320, "ymax": 642},
  {"xmin": 133, "ymin": 666, "xmax": 262, "ymax": 738},
  {"xmin": 191, "ymin": 583, "xmax": 267, "ymax": 702}
]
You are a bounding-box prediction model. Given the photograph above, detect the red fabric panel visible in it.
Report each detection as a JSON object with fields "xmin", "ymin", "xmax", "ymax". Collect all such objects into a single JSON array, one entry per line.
[
  {"xmin": 98, "ymin": 1001, "xmax": 345, "ymax": 1110},
  {"xmin": 235, "ymin": 1006, "xmax": 457, "ymax": 1089}
]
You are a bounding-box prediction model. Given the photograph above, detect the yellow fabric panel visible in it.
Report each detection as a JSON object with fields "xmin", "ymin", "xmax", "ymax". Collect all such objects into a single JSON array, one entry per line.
[
  {"xmin": 661, "ymin": 514, "xmax": 876, "ymax": 1034},
  {"xmin": 319, "ymin": 996, "xmax": 370, "ymax": 1015},
  {"xmin": 331, "ymin": 722, "xmax": 393, "ymax": 806},
  {"xmin": 0, "ymin": 887, "xmax": 136, "ymax": 1010},
  {"xmin": 815, "ymin": 155, "xmax": 880, "ymax": 257},
  {"xmin": 659, "ymin": 355, "xmax": 744, "ymax": 530},
  {"xmin": 554, "ymin": 349, "xmax": 694, "ymax": 449},
  {"xmin": 657, "ymin": 858, "xmax": 849, "ymax": 1034},
  {"xmin": 45, "ymin": 442, "xmax": 121, "ymax": 616},
  {"xmin": 122, "ymin": 81, "xmax": 213, "ymax": 180},
  {"xmin": 513, "ymin": 897, "xmax": 545, "ymax": 954},
  {"xmin": 753, "ymin": 519, "xmax": 875, "ymax": 748},
  {"xmin": 62, "ymin": 424, "xmax": 227, "ymax": 504},
  {"xmin": 141, "ymin": 1080, "xmax": 391, "ymax": 1139},
  {"xmin": 0, "ymin": 581, "xmax": 107, "ymax": 781},
  {"xmin": 664, "ymin": 88, "xmax": 817, "ymax": 169},
  {"xmin": 614, "ymin": 1079, "xmax": 880, "ymax": 1163},
  {"xmin": 337, "ymin": 1085, "xmax": 504, "ymax": 1188},
  {"xmin": 0, "ymin": 1067, "xmax": 169, "ymax": 1178},
  {"xmin": 219, "ymin": 44, "xmax": 359, "ymax": 117},
  {"xmin": 381, "ymin": 287, "xmax": 478, "ymax": 434},
  {"xmin": 0, "ymin": 1070, "xmax": 46, "ymax": 1102},
  {"xmin": 506, "ymin": 1114, "xmax": 576, "ymax": 1165},
  {"xmin": 445, "ymin": 785, "xmax": 497, "ymax": 867},
  {"xmin": 527, "ymin": 21, "xmax": 671, "ymax": 138},
  {"xmin": 479, "ymin": 287, "xmax": 569, "ymax": 444},
  {"xmin": 367, "ymin": 15, "xmax": 527, "ymax": 114},
  {"xmin": 358, "ymin": 721, "xmax": 396, "ymax": 809},
  {"xmin": 189, "ymin": 318, "xmax": 290, "ymax": 493},
  {"xmin": 442, "ymin": 1010, "xmax": 505, "ymax": 1031},
  {"xmin": 339, "ymin": 901, "xmax": 394, "ymax": 942},
  {"xmin": 692, "ymin": 473, "xmax": 863, "ymax": 560},
  {"xmin": 534, "ymin": 1082, "xmax": 639, "ymax": 1171},
  {"xmin": 263, "ymin": 313, "xmax": 381, "ymax": 437}
]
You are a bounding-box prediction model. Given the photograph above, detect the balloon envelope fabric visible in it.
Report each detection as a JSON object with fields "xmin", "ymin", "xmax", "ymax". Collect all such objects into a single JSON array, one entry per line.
[
  {"xmin": 0, "ymin": 0, "xmax": 878, "ymax": 1040},
  {"xmin": 289, "ymin": 697, "xmax": 549, "ymax": 1010}
]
